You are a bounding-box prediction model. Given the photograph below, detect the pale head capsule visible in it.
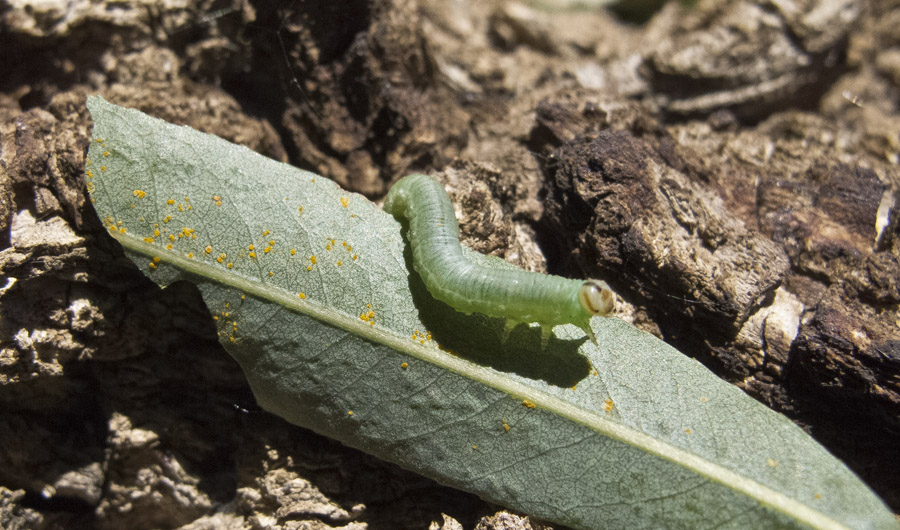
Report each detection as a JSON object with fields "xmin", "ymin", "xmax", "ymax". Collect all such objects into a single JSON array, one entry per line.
[
  {"xmin": 579, "ymin": 280, "xmax": 615, "ymax": 317},
  {"xmin": 568, "ymin": 279, "xmax": 615, "ymax": 345}
]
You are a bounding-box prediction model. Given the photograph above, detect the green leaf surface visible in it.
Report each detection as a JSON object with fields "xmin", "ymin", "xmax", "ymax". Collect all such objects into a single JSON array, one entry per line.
[{"xmin": 85, "ymin": 96, "xmax": 898, "ymax": 530}]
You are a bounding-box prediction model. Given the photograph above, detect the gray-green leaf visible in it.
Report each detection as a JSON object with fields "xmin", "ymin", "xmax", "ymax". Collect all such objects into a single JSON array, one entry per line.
[{"xmin": 85, "ymin": 96, "xmax": 898, "ymax": 530}]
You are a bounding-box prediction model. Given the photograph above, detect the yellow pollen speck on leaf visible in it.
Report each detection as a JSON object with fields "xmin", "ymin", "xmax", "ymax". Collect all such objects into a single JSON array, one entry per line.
[
  {"xmin": 268, "ymin": 271, "xmax": 274, "ymax": 277},
  {"xmin": 187, "ymin": 252, "xmax": 194, "ymax": 259},
  {"xmin": 290, "ymin": 249, "xmax": 296, "ymax": 255},
  {"xmin": 604, "ymin": 399, "xmax": 614, "ymax": 412},
  {"xmin": 101, "ymin": 166, "xmax": 107, "ymax": 171},
  {"xmin": 347, "ymin": 410, "xmax": 353, "ymax": 416},
  {"xmin": 152, "ymin": 256, "xmax": 161, "ymax": 263},
  {"xmin": 336, "ymin": 260, "xmax": 342, "ymax": 266},
  {"xmin": 298, "ymin": 205, "xmax": 303, "ymax": 213},
  {"xmin": 401, "ymin": 362, "xmax": 408, "ymax": 369},
  {"xmin": 248, "ymin": 252, "xmax": 256, "ymax": 259},
  {"xmin": 154, "ymin": 229, "xmax": 160, "ymax": 237},
  {"xmin": 167, "ymin": 199, "xmax": 175, "ymax": 205},
  {"xmin": 522, "ymin": 400, "xmax": 536, "ymax": 409},
  {"xmin": 264, "ymin": 246, "xmax": 271, "ymax": 254},
  {"xmin": 163, "ymin": 216, "xmax": 172, "ymax": 223},
  {"xmin": 133, "ymin": 189, "xmax": 147, "ymax": 198},
  {"xmin": 148, "ymin": 262, "xmax": 157, "ymax": 269},
  {"xmin": 352, "ymin": 254, "xmax": 358, "ymax": 260},
  {"xmin": 118, "ymin": 227, "xmax": 127, "ymax": 234},
  {"xmin": 298, "ymin": 292, "xmax": 306, "ymax": 299},
  {"xmin": 143, "ymin": 237, "xmax": 154, "ymax": 243},
  {"xmin": 269, "ymin": 240, "xmax": 275, "ymax": 246},
  {"xmin": 168, "ymin": 234, "xmax": 175, "ymax": 242},
  {"xmin": 263, "ymin": 230, "xmax": 270, "ymax": 236},
  {"xmin": 306, "ymin": 266, "xmax": 312, "ymax": 271},
  {"xmin": 502, "ymin": 420, "xmax": 510, "ymax": 432},
  {"xmin": 227, "ymin": 262, "xmax": 234, "ymax": 269},
  {"xmin": 205, "ymin": 246, "xmax": 213, "ymax": 254},
  {"xmin": 248, "ymin": 244, "xmax": 254, "ymax": 251},
  {"xmin": 340, "ymin": 197, "xmax": 349, "ymax": 207},
  {"xmin": 310, "ymin": 256, "xmax": 317, "ymax": 264},
  {"xmin": 166, "ymin": 244, "xmax": 173, "ymax": 250}
]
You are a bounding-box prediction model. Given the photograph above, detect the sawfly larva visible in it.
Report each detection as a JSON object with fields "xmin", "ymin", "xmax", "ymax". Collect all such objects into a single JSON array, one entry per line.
[{"xmin": 384, "ymin": 173, "xmax": 614, "ymax": 344}]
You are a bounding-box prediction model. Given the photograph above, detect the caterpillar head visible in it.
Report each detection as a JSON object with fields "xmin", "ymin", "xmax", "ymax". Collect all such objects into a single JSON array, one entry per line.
[
  {"xmin": 578, "ymin": 280, "xmax": 615, "ymax": 317},
  {"xmin": 575, "ymin": 280, "xmax": 614, "ymax": 345}
]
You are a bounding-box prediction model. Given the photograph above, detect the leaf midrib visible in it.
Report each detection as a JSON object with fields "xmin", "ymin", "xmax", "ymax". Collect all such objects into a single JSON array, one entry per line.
[{"xmin": 112, "ymin": 231, "xmax": 847, "ymax": 530}]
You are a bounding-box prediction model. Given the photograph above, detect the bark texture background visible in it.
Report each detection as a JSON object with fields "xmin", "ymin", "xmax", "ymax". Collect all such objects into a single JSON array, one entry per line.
[{"xmin": 1, "ymin": 0, "xmax": 898, "ymax": 528}]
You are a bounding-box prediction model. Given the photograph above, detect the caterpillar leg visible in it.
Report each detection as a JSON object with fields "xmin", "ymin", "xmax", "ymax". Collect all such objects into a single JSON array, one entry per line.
[
  {"xmin": 501, "ymin": 320, "xmax": 553, "ymax": 349},
  {"xmin": 500, "ymin": 319, "xmax": 518, "ymax": 343},
  {"xmin": 540, "ymin": 326, "xmax": 554, "ymax": 349},
  {"xmin": 580, "ymin": 320, "xmax": 598, "ymax": 345}
]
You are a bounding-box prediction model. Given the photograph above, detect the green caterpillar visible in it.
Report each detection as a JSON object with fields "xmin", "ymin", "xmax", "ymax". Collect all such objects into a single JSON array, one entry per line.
[{"xmin": 384, "ymin": 174, "xmax": 614, "ymax": 344}]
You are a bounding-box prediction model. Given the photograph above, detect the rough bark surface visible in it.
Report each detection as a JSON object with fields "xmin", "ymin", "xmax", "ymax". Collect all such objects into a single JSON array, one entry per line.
[{"xmin": 1, "ymin": 0, "xmax": 899, "ymax": 528}]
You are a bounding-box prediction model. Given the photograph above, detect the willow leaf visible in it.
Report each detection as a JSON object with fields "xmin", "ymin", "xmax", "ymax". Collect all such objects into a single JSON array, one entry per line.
[{"xmin": 85, "ymin": 96, "xmax": 898, "ymax": 530}]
